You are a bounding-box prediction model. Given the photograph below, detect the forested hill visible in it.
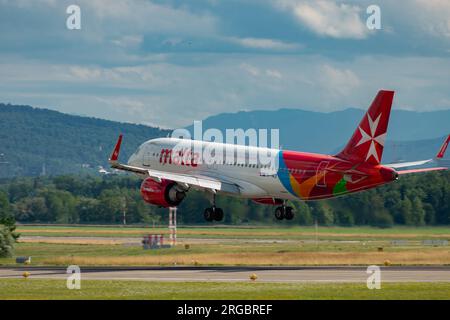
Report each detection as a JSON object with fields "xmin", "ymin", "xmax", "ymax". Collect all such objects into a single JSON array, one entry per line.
[{"xmin": 0, "ymin": 104, "xmax": 169, "ymax": 177}]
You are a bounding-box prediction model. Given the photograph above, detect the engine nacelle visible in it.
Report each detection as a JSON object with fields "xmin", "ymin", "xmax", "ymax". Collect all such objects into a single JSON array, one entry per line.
[{"xmin": 140, "ymin": 178, "xmax": 186, "ymax": 207}]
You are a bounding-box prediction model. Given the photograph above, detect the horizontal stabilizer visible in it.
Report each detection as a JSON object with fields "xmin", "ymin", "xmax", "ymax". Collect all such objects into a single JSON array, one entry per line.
[
  {"xmin": 384, "ymin": 159, "xmax": 433, "ymax": 169},
  {"xmin": 385, "ymin": 134, "xmax": 450, "ymax": 170},
  {"xmin": 397, "ymin": 167, "xmax": 447, "ymax": 175}
]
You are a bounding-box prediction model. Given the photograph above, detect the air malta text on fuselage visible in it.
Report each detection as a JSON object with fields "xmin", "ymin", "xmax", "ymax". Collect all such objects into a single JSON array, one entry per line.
[{"xmin": 159, "ymin": 148, "xmax": 199, "ymax": 167}]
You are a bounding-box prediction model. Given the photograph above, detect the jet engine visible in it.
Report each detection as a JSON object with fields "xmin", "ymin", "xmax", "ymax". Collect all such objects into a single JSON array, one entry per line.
[{"xmin": 140, "ymin": 177, "xmax": 186, "ymax": 207}]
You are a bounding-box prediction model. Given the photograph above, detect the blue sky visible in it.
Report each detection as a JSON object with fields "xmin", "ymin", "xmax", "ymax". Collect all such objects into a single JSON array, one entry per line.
[{"xmin": 1, "ymin": 0, "xmax": 450, "ymax": 128}]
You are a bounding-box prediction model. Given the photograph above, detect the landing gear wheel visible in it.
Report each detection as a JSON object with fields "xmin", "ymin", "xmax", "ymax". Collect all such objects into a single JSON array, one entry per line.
[
  {"xmin": 204, "ymin": 207, "xmax": 214, "ymax": 222},
  {"xmin": 284, "ymin": 207, "xmax": 294, "ymax": 220},
  {"xmin": 275, "ymin": 206, "xmax": 285, "ymax": 220},
  {"xmin": 204, "ymin": 207, "xmax": 224, "ymax": 222},
  {"xmin": 213, "ymin": 207, "xmax": 224, "ymax": 221}
]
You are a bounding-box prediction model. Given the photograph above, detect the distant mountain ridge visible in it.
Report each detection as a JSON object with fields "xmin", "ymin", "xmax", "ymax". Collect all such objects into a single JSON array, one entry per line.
[{"xmin": 187, "ymin": 108, "xmax": 450, "ymax": 162}]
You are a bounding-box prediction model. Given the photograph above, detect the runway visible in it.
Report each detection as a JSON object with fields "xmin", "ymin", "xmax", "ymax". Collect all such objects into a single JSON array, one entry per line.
[{"xmin": 1, "ymin": 266, "xmax": 450, "ymax": 283}]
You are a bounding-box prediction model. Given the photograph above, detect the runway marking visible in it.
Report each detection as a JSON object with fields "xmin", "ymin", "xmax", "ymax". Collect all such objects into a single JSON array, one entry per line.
[{"xmin": 1, "ymin": 267, "xmax": 449, "ymax": 283}]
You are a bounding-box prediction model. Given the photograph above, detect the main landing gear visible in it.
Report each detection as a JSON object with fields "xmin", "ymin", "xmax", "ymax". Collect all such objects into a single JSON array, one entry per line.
[
  {"xmin": 204, "ymin": 206, "xmax": 224, "ymax": 222},
  {"xmin": 275, "ymin": 204, "xmax": 294, "ymax": 221},
  {"xmin": 204, "ymin": 192, "xmax": 224, "ymax": 222}
]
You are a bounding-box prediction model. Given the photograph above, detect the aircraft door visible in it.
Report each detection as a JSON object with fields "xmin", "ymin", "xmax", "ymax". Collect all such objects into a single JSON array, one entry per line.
[{"xmin": 143, "ymin": 148, "xmax": 152, "ymax": 167}]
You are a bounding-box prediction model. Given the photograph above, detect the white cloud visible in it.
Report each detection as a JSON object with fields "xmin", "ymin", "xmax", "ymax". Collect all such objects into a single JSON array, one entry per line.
[
  {"xmin": 1, "ymin": 0, "xmax": 450, "ymax": 128},
  {"xmin": 64, "ymin": 63, "xmax": 173, "ymax": 86},
  {"xmin": 414, "ymin": 0, "xmax": 450, "ymax": 38},
  {"xmin": 111, "ymin": 35, "xmax": 143, "ymax": 48},
  {"xmin": 360, "ymin": 0, "xmax": 450, "ymax": 42},
  {"xmin": 70, "ymin": 66, "xmax": 103, "ymax": 81},
  {"xmin": 266, "ymin": 69, "xmax": 283, "ymax": 79},
  {"xmin": 318, "ymin": 64, "xmax": 360, "ymax": 96},
  {"xmin": 2, "ymin": 54, "xmax": 450, "ymax": 127},
  {"xmin": 83, "ymin": 0, "xmax": 218, "ymax": 37},
  {"xmin": 1, "ymin": 0, "xmax": 218, "ymax": 40},
  {"xmin": 0, "ymin": 0, "xmax": 57, "ymax": 8},
  {"xmin": 240, "ymin": 63, "xmax": 261, "ymax": 77},
  {"xmin": 275, "ymin": 0, "xmax": 368, "ymax": 39},
  {"xmin": 240, "ymin": 64, "xmax": 283, "ymax": 80},
  {"xmin": 95, "ymin": 96, "xmax": 146, "ymax": 117},
  {"xmin": 229, "ymin": 37, "xmax": 299, "ymax": 50}
]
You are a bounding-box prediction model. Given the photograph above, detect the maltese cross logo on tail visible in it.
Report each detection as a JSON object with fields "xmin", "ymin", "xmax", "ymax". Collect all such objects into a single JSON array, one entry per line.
[
  {"xmin": 356, "ymin": 113, "xmax": 386, "ymax": 163},
  {"xmin": 336, "ymin": 90, "xmax": 394, "ymax": 165}
]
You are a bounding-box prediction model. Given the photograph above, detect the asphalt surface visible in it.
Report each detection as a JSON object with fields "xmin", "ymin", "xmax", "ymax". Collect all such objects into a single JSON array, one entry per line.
[
  {"xmin": 19, "ymin": 236, "xmax": 303, "ymax": 245},
  {"xmin": 1, "ymin": 266, "xmax": 449, "ymax": 282}
]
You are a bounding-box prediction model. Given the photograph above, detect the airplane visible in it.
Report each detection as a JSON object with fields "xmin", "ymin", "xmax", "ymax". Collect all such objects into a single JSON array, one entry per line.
[{"xmin": 109, "ymin": 90, "xmax": 448, "ymax": 222}]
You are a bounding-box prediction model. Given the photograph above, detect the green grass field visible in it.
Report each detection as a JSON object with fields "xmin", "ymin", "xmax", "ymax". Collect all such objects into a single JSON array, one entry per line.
[
  {"xmin": 2, "ymin": 225, "xmax": 449, "ymax": 300},
  {"xmin": 1, "ymin": 225, "xmax": 448, "ymax": 266},
  {"xmin": 0, "ymin": 240, "xmax": 448, "ymax": 266},
  {"xmin": 1, "ymin": 279, "xmax": 449, "ymax": 300},
  {"xmin": 15, "ymin": 225, "xmax": 450, "ymax": 240},
  {"xmin": 0, "ymin": 243, "xmax": 450, "ymax": 265}
]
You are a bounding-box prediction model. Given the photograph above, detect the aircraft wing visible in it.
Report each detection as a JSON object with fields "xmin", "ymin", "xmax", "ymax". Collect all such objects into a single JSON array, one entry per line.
[{"xmin": 109, "ymin": 135, "xmax": 241, "ymax": 195}]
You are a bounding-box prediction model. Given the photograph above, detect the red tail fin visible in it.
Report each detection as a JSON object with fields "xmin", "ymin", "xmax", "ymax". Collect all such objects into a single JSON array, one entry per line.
[
  {"xmin": 336, "ymin": 90, "xmax": 395, "ymax": 165},
  {"xmin": 436, "ymin": 134, "xmax": 450, "ymax": 159}
]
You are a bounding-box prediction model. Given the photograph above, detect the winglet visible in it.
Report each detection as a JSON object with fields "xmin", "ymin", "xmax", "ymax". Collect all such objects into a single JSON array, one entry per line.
[
  {"xmin": 436, "ymin": 134, "xmax": 450, "ymax": 159},
  {"xmin": 109, "ymin": 134, "xmax": 123, "ymax": 163}
]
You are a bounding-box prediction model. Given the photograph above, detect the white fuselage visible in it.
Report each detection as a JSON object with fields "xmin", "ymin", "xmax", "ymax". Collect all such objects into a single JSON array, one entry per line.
[{"xmin": 127, "ymin": 138, "xmax": 297, "ymax": 200}]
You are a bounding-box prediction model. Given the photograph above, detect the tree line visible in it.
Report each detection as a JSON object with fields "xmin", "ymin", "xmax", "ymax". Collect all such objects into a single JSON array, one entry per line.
[
  {"xmin": 0, "ymin": 189, "xmax": 18, "ymax": 257},
  {"xmin": 0, "ymin": 171, "xmax": 449, "ymax": 228}
]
